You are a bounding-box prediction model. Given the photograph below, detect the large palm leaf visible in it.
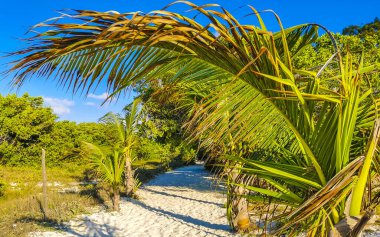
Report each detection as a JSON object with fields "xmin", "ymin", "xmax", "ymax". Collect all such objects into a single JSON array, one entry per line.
[{"xmin": 7, "ymin": 2, "xmax": 380, "ymax": 235}]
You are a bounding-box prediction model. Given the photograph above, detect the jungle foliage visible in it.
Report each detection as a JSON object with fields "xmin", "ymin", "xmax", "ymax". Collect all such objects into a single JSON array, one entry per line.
[
  {"xmin": 0, "ymin": 94, "xmax": 108, "ymax": 166},
  {"xmin": 0, "ymin": 93, "xmax": 194, "ymax": 168},
  {"xmin": 343, "ymin": 17, "xmax": 380, "ymax": 36}
]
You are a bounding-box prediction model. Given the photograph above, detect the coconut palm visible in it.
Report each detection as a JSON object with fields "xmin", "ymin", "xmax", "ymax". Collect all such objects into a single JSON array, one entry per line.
[
  {"xmin": 99, "ymin": 98, "xmax": 141, "ymax": 197},
  {"xmin": 7, "ymin": 2, "xmax": 380, "ymax": 235},
  {"xmin": 83, "ymin": 142, "xmax": 125, "ymax": 211}
]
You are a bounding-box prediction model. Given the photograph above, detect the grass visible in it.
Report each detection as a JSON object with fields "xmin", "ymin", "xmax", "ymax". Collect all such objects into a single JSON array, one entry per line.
[
  {"xmin": 0, "ymin": 164, "xmax": 100, "ymax": 237},
  {"xmin": 0, "ymin": 156, "xmax": 191, "ymax": 236},
  {"xmin": 0, "ymin": 192, "xmax": 99, "ymax": 237}
]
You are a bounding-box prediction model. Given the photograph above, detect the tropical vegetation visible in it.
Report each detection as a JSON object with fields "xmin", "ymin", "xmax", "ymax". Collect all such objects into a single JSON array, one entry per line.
[
  {"xmin": 0, "ymin": 92, "xmax": 194, "ymax": 235},
  {"xmin": 0, "ymin": 93, "xmax": 111, "ymax": 166},
  {"xmin": 83, "ymin": 142, "xmax": 125, "ymax": 211},
  {"xmin": 5, "ymin": 1, "xmax": 380, "ymax": 236},
  {"xmin": 98, "ymin": 98, "xmax": 142, "ymax": 197}
]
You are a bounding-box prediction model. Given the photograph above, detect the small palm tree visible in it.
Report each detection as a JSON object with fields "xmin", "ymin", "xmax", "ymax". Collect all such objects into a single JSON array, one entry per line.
[
  {"xmin": 99, "ymin": 98, "xmax": 141, "ymax": 197},
  {"xmin": 83, "ymin": 142, "xmax": 125, "ymax": 211}
]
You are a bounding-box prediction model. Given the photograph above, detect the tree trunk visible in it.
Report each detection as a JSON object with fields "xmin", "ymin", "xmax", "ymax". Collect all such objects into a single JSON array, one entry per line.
[
  {"xmin": 229, "ymin": 163, "xmax": 251, "ymax": 232},
  {"xmin": 112, "ymin": 187, "xmax": 120, "ymax": 212},
  {"xmin": 124, "ymin": 153, "xmax": 134, "ymax": 197},
  {"xmin": 330, "ymin": 185, "xmax": 380, "ymax": 237},
  {"xmin": 348, "ymin": 209, "xmax": 375, "ymax": 237},
  {"xmin": 231, "ymin": 185, "xmax": 250, "ymax": 232},
  {"xmin": 330, "ymin": 216, "xmax": 361, "ymax": 237}
]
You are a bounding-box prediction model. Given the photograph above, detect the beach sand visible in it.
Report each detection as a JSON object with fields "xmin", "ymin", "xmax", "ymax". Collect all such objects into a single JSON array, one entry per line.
[{"xmin": 30, "ymin": 165, "xmax": 235, "ymax": 237}]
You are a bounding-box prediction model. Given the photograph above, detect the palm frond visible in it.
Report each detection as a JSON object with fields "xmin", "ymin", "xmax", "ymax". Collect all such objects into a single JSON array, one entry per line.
[{"xmin": 7, "ymin": 2, "xmax": 380, "ymax": 235}]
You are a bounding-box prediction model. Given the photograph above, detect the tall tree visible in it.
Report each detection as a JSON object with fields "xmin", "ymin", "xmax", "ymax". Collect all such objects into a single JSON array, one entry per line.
[
  {"xmin": 136, "ymin": 81, "xmax": 185, "ymax": 145},
  {"xmin": 0, "ymin": 94, "xmax": 56, "ymax": 165},
  {"xmin": 343, "ymin": 17, "xmax": 380, "ymax": 36}
]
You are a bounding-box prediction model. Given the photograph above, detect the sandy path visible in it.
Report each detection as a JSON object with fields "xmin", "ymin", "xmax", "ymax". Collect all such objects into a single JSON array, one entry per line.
[{"xmin": 31, "ymin": 165, "xmax": 235, "ymax": 237}]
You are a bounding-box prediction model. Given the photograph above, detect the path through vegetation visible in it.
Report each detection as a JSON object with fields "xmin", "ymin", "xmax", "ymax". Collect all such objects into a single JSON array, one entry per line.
[{"xmin": 31, "ymin": 165, "xmax": 235, "ymax": 237}]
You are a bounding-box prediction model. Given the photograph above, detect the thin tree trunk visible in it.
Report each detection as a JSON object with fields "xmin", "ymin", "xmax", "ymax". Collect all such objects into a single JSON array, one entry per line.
[
  {"xmin": 229, "ymin": 163, "xmax": 251, "ymax": 232},
  {"xmin": 347, "ymin": 192, "xmax": 380, "ymax": 237},
  {"xmin": 348, "ymin": 209, "xmax": 375, "ymax": 237},
  {"xmin": 124, "ymin": 152, "xmax": 134, "ymax": 197},
  {"xmin": 231, "ymin": 186, "xmax": 250, "ymax": 232},
  {"xmin": 330, "ymin": 191, "xmax": 380, "ymax": 236},
  {"xmin": 112, "ymin": 187, "xmax": 120, "ymax": 211}
]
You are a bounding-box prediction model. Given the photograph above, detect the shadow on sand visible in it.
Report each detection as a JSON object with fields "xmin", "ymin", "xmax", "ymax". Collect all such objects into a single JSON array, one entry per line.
[
  {"xmin": 142, "ymin": 187, "xmax": 223, "ymax": 207},
  {"xmin": 24, "ymin": 165, "xmax": 232, "ymax": 237},
  {"xmin": 21, "ymin": 216, "xmax": 120, "ymax": 237},
  {"xmin": 130, "ymin": 198, "xmax": 231, "ymax": 237}
]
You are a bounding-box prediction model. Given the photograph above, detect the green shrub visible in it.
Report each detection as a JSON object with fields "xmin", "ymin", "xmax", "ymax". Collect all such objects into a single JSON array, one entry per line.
[
  {"xmin": 180, "ymin": 146, "xmax": 196, "ymax": 164},
  {"xmin": 137, "ymin": 138, "xmax": 177, "ymax": 160}
]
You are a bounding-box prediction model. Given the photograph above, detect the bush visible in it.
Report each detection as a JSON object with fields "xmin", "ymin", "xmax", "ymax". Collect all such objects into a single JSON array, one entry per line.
[
  {"xmin": 180, "ymin": 146, "xmax": 196, "ymax": 164},
  {"xmin": 135, "ymin": 138, "xmax": 198, "ymax": 170},
  {"xmin": 136, "ymin": 138, "xmax": 179, "ymax": 161}
]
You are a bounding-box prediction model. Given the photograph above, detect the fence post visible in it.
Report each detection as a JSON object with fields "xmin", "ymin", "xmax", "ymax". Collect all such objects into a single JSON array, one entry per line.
[{"xmin": 41, "ymin": 148, "xmax": 48, "ymax": 219}]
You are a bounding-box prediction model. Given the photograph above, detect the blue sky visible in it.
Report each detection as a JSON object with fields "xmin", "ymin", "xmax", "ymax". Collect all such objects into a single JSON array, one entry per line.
[{"xmin": 0, "ymin": 0, "xmax": 378, "ymax": 122}]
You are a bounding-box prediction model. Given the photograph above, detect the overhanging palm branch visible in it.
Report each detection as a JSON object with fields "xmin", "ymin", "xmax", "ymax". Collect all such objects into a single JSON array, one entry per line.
[{"xmin": 6, "ymin": 2, "xmax": 380, "ymax": 235}]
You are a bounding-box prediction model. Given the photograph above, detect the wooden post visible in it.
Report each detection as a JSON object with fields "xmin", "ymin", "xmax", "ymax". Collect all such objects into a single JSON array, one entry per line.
[{"xmin": 41, "ymin": 148, "xmax": 48, "ymax": 218}]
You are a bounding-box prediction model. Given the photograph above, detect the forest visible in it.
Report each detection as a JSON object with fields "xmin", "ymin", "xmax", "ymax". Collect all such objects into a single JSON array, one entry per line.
[{"xmin": 0, "ymin": 92, "xmax": 195, "ymax": 167}]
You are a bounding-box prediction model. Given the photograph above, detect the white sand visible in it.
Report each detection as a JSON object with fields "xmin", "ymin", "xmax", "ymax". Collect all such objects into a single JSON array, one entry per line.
[
  {"xmin": 31, "ymin": 165, "xmax": 235, "ymax": 237},
  {"xmin": 28, "ymin": 164, "xmax": 380, "ymax": 237}
]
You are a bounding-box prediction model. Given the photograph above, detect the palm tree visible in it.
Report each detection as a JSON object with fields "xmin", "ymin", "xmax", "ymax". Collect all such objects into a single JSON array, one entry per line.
[
  {"xmin": 83, "ymin": 142, "xmax": 125, "ymax": 211},
  {"xmin": 7, "ymin": 2, "xmax": 380, "ymax": 235},
  {"xmin": 99, "ymin": 98, "xmax": 141, "ymax": 197}
]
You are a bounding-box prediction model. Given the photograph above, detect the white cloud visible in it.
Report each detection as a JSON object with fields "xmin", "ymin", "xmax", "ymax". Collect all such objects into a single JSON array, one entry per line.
[
  {"xmin": 85, "ymin": 102, "xmax": 97, "ymax": 107},
  {"xmin": 43, "ymin": 97, "xmax": 74, "ymax": 115},
  {"xmin": 87, "ymin": 92, "xmax": 108, "ymax": 100}
]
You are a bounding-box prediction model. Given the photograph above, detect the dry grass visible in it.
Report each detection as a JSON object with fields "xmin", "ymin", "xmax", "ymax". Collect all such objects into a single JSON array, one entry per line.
[
  {"xmin": 0, "ymin": 164, "xmax": 102, "ymax": 236},
  {"xmin": 0, "ymin": 192, "xmax": 100, "ymax": 237}
]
